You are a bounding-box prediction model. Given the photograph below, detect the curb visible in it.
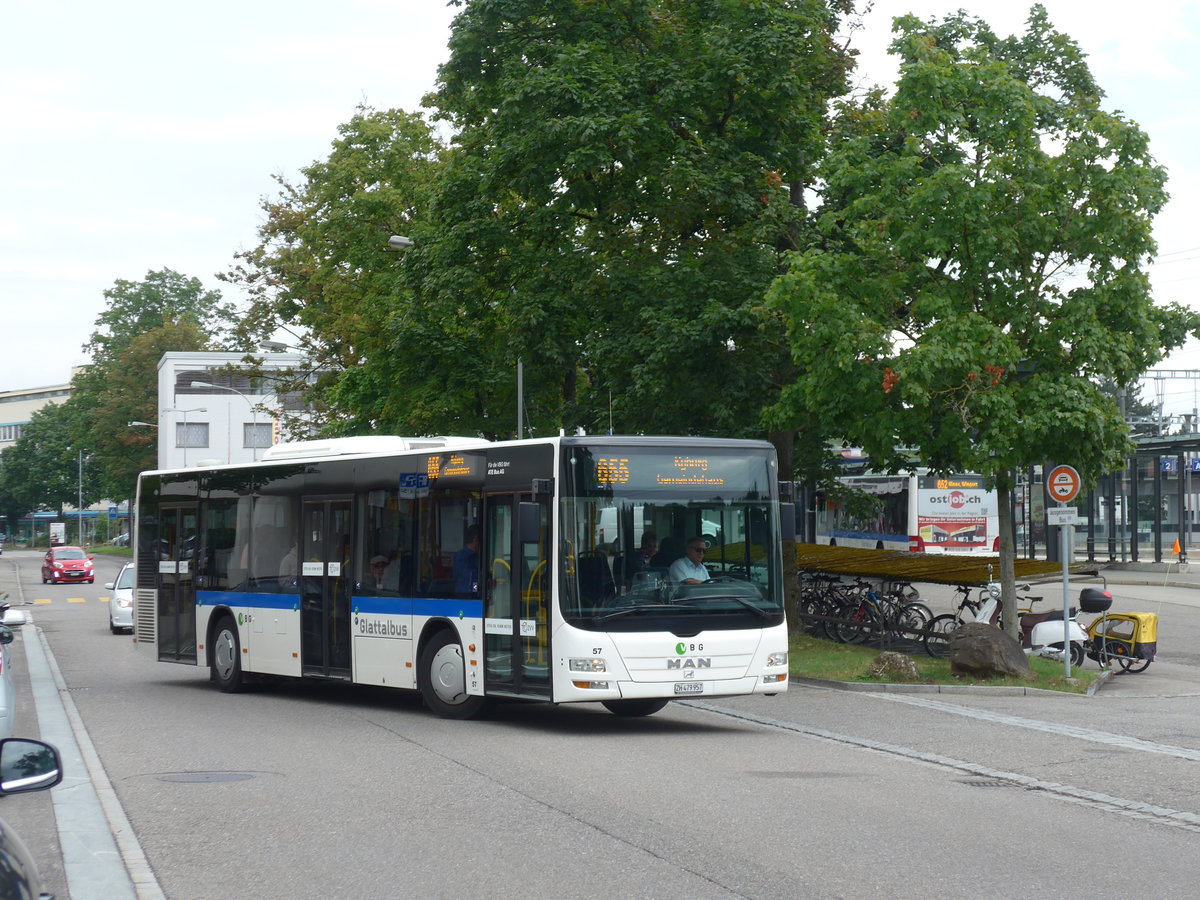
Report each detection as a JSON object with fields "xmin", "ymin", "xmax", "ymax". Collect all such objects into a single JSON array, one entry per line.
[{"xmin": 790, "ymin": 668, "xmax": 1113, "ymax": 697}]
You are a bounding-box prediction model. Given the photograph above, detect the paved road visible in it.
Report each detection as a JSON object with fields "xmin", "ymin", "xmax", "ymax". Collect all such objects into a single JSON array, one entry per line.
[{"xmin": 5, "ymin": 549, "xmax": 1200, "ymax": 899}]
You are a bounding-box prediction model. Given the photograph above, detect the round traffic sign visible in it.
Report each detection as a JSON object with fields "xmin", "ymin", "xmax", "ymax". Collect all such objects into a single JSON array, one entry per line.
[{"xmin": 1047, "ymin": 465, "xmax": 1081, "ymax": 503}]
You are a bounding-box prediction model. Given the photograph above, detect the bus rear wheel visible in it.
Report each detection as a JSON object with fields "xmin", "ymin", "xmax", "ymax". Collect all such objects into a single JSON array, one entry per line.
[
  {"xmin": 419, "ymin": 630, "xmax": 490, "ymax": 720},
  {"xmin": 602, "ymin": 699, "xmax": 669, "ymax": 717},
  {"xmin": 211, "ymin": 616, "xmax": 246, "ymax": 693}
]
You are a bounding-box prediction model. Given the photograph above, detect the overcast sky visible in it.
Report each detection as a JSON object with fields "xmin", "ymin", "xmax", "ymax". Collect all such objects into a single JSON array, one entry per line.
[{"xmin": 4, "ymin": 1, "xmax": 1198, "ymax": 414}]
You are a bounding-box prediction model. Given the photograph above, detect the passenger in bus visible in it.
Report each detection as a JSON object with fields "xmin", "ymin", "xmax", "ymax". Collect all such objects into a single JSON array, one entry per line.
[
  {"xmin": 669, "ymin": 537, "xmax": 711, "ymax": 584},
  {"xmin": 453, "ymin": 525, "xmax": 481, "ymax": 595}
]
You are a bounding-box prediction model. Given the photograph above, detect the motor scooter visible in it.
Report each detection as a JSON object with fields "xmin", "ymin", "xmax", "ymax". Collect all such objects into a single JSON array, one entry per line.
[{"xmin": 971, "ymin": 582, "xmax": 1087, "ymax": 666}]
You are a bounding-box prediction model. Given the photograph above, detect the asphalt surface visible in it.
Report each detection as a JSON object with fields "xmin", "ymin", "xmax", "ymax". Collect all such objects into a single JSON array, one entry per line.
[{"xmin": 0, "ymin": 550, "xmax": 1195, "ymax": 898}]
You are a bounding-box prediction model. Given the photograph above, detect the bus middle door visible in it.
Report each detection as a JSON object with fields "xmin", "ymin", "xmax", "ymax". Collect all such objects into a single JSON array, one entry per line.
[{"xmin": 300, "ymin": 497, "xmax": 352, "ymax": 679}]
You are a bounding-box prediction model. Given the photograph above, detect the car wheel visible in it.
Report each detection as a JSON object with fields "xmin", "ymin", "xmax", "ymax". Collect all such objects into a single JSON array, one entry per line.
[{"xmin": 109, "ymin": 618, "xmax": 117, "ymax": 634}]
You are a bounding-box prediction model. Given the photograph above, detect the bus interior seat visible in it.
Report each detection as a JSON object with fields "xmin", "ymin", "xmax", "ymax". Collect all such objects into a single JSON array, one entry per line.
[{"xmin": 577, "ymin": 553, "xmax": 615, "ymax": 604}]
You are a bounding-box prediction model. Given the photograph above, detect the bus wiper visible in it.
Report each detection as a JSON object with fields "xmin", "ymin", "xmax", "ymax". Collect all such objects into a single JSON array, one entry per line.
[
  {"xmin": 593, "ymin": 603, "xmax": 671, "ymax": 623},
  {"xmin": 726, "ymin": 595, "xmax": 772, "ymax": 619}
]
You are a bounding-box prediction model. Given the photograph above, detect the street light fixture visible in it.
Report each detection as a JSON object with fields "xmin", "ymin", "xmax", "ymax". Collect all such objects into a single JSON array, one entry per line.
[
  {"xmin": 190, "ymin": 381, "xmax": 270, "ymax": 461},
  {"xmin": 162, "ymin": 407, "xmax": 207, "ymax": 467},
  {"xmin": 128, "ymin": 421, "xmax": 157, "ymax": 428},
  {"xmin": 387, "ymin": 234, "xmax": 413, "ymax": 250}
]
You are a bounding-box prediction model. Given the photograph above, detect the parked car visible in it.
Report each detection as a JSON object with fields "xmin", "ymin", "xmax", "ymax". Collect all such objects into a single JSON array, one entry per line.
[
  {"xmin": 0, "ymin": 738, "xmax": 64, "ymax": 899},
  {"xmin": 0, "ymin": 626, "xmax": 14, "ymax": 741},
  {"xmin": 105, "ymin": 563, "xmax": 135, "ymax": 634},
  {"xmin": 40, "ymin": 546, "xmax": 94, "ymax": 585}
]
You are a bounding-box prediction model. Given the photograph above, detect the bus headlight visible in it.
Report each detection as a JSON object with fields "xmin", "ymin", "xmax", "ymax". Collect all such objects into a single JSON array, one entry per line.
[
  {"xmin": 766, "ymin": 652, "xmax": 788, "ymax": 667},
  {"xmin": 569, "ymin": 657, "xmax": 607, "ymax": 673}
]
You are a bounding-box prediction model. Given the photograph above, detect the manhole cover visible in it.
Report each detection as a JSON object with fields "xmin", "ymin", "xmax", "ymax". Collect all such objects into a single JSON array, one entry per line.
[{"xmin": 158, "ymin": 772, "xmax": 255, "ymax": 783}]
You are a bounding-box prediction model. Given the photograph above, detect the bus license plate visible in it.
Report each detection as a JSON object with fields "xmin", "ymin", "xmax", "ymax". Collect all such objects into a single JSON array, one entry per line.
[{"xmin": 674, "ymin": 682, "xmax": 704, "ymax": 695}]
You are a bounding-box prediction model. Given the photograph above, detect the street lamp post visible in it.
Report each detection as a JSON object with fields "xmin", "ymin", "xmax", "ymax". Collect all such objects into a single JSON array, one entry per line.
[
  {"xmin": 162, "ymin": 407, "xmax": 207, "ymax": 467},
  {"xmin": 190, "ymin": 382, "xmax": 272, "ymax": 461},
  {"xmin": 77, "ymin": 449, "xmax": 90, "ymax": 547}
]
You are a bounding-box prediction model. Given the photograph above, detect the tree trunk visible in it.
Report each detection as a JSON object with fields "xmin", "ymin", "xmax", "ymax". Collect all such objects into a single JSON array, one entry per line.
[{"xmin": 997, "ymin": 474, "xmax": 1018, "ymax": 635}]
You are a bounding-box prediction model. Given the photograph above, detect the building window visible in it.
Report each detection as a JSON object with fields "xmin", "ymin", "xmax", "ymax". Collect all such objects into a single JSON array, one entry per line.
[
  {"xmin": 244, "ymin": 423, "xmax": 274, "ymax": 449},
  {"xmin": 176, "ymin": 422, "xmax": 210, "ymax": 449}
]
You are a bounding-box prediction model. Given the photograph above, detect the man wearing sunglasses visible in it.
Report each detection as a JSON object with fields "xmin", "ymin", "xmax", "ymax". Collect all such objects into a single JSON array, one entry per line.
[{"xmin": 669, "ymin": 538, "xmax": 712, "ymax": 584}]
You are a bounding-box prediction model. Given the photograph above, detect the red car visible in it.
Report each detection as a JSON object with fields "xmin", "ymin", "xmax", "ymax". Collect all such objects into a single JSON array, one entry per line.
[{"xmin": 41, "ymin": 546, "xmax": 95, "ymax": 584}]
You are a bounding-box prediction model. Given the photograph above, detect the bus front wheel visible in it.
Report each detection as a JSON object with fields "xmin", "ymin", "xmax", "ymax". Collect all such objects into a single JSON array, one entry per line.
[
  {"xmin": 419, "ymin": 630, "xmax": 490, "ymax": 720},
  {"xmin": 602, "ymin": 699, "xmax": 669, "ymax": 717},
  {"xmin": 211, "ymin": 616, "xmax": 246, "ymax": 693}
]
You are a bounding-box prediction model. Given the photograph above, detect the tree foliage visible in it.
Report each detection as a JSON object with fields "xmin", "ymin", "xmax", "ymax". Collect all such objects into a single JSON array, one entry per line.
[
  {"xmin": 56, "ymin": 271, "xmax": 232, "ymax": 515},
  {"xmin": 0, "ymin": 401, "xmax": 87, "ymax": 518},
  {"xmin": 767, "ymin": 5, "xmax": 1200, "ymax": 622},
  {"xmin": 221, "ymin": 106, "xmax": 446, "ymax": 435},
  {"xmin": 412, "ymin": 0, "xmax": 852, "ymax": 459}
]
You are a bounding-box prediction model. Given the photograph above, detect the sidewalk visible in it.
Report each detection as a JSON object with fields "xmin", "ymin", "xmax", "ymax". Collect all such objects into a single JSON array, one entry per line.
[{"xmin": 1, "ymin": 552, "xmax": 158, "ymax": 899}]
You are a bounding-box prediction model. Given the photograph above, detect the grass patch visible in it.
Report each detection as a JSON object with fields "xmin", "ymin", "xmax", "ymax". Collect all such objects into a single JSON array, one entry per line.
[{"xmin": 788, "ymin": 633, "xmax": 1099, "ymax": 694}]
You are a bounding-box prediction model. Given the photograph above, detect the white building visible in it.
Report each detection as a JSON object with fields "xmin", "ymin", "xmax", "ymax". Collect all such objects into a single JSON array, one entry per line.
[
  {"xmin": 155, "ymin": 351, "xmax": 313, "ymax": 469},
  {"xmin": 0, "ymin": 381, "xmax": 72, "ymax": 451}
]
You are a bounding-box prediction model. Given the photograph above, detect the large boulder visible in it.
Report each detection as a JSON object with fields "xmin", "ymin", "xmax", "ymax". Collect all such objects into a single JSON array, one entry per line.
[
  {"xmin": 866, "ymin": 651, "xmax": 921, "ymax": 683},
  {"xmin": 948, "ymin": 623, "xmax": 1032, "ymax": 680}
]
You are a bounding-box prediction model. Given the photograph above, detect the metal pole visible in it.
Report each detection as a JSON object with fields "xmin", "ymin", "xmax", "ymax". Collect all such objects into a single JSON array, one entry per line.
[
  {"xmin": 1062, "ymin": 512, "xmax": 1071, "ymax": 679},
  {"xmin": 77, "ymin": 450, "xmax": 83, "ymax": 546},
  {"xmin": 517, "ymin": 358, "xmax": 523, "ymax": 439}
]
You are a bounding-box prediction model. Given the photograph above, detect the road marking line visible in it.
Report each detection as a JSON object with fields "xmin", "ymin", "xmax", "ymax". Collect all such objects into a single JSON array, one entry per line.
[
  {"xmin": 864, "ymin": 692, "xmax": 1200, "ymax": 762},
  {"xmin": 687, "ymin": 700, "xmax": 1200, "ymax": 833},
  {"xmin": 33, "ymin": 598, "xmax": 52, "ymax": 605},
  {"xmin": 67, "ymin": 598, "xmax": 86, "ymax": 604}
]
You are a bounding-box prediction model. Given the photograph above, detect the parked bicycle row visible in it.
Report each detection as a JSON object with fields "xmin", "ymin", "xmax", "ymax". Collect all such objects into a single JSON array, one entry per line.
[{"xmin": 795, "ymin": 572, "xmax": 1157, "ymax": 672}]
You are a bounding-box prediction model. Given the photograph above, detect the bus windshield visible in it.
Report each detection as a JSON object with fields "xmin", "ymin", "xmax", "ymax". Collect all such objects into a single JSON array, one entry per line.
[{"xmin": 560, "ymin": 445, "xmax": 785, "ymax": 632}]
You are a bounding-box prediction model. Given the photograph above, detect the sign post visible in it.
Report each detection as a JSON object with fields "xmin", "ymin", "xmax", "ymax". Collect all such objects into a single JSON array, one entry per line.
[{"xmin": 1046, "ymin": 465, "xmax": 1082, "ymax": 678}]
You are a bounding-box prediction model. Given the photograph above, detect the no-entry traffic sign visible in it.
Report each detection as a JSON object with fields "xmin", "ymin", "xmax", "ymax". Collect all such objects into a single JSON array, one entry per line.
[{"xmin": 1046, "ymin": 465, "xmax": 1081, "ymax": 503}]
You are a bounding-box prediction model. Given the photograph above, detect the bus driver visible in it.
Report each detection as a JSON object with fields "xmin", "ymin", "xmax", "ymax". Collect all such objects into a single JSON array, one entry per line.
[{"xmin": 669, "ymin": 538, "xmax": 711, "ymax": 584}]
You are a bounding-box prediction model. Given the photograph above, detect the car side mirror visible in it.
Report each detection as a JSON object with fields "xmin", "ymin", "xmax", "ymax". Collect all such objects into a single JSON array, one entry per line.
[
  {"xmin": 88, "ymin": 555, "xmax": 95, "ymax": 560},
  {"xmin": 0, "ymin": 739, "xmax": 62, "ymax": 795},
  {"xmin": 104, "ymin": 583, "xmax": 115, "ymax": 591}
]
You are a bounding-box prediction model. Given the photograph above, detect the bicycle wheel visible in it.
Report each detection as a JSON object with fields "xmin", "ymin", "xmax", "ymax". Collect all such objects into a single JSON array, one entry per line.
[
  {"xmin": 923, "ymin": 614, "xmax": 959, "ymax": 659},
  {"xmin": 834, "ymin": 601, "xmax": 876, "ymax": 644}
]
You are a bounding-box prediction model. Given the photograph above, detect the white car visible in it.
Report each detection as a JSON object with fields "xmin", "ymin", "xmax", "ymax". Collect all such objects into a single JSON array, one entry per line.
[
  {"xmin": 105, "ymin": 563, "xmax": 135, "ymax": 634},
  {"xmin": 0, "ymin": 626, "xmax": 14, "ymax": 739}
]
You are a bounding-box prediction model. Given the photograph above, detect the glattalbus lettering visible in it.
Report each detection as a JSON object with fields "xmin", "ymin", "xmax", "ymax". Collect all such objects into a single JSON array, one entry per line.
[{"xmin": 356, "ymin": 618, "xmax": 410, "ymax": 638}]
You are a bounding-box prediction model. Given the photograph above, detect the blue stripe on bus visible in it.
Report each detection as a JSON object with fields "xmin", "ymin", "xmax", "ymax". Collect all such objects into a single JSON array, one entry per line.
[
  {"xmin": 197, "ymin": 590, "xmax": 298, "ymax": 609},
  {"xmin": 196, "ymin": 590, "xmax": 483, "ymax": 620},
  {"xmin": 346, "ymin": 596, "xmax": 483, "ymax": 619}
]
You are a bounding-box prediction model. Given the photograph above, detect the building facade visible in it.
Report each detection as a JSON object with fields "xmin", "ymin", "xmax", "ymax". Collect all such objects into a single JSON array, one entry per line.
[{"xmin": 154, "ymin": 351, "xmax": 313, "ymax": 469}]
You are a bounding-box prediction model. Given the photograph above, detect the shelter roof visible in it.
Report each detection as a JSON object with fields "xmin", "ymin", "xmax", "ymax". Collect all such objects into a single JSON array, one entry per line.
[{"xmin": 792, "ymin": 543, "xmax": 1095, "ymax": 586}]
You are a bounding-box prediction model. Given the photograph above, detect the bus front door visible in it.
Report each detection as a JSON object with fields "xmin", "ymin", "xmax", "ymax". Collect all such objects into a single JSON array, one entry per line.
[
  {"xmin": 300, "ymin": 497, "xmax": 352, "ymax": 678},
  {"xmin": 157, "ymin": 504, "xmax": 198, "ymax": 663},
  {"xmin": 484, "ymin": 493, "xmax": 550, "ymax": 697}
]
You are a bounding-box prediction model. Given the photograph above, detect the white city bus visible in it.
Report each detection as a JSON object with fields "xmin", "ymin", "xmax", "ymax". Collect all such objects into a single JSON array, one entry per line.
[
  {"xmin": 132, "ymin": 435, "xmax": 791, "ymax": 718},
  {"xmin": 816, "ymin": 469, "xmax": 998, "ymax": 553}
]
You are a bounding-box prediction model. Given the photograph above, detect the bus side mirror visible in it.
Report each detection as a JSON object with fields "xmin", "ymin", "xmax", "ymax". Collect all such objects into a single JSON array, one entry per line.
[
  {"xmin": 518, "ymin": 502, "xmax": 541, "ymax": 544},
  {"xmin": 780, "ymin": 503, "xmax": 796, "ymax": 544}
]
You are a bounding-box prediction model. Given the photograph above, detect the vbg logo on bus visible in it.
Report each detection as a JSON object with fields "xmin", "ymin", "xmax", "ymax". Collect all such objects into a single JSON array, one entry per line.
[{"xmin": 354, "ymin": 615, "xmax": 410, "ymax": 639}]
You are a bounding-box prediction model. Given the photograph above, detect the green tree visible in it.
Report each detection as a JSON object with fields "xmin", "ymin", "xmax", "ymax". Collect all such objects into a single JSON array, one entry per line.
[
  {"xmin": 222, "ymin": 106, "xmax": 446, "ymax": 435},
  {"xmin": 85, "ymin": 319, "xmax": 212, "ymax": 503},
  {"xmin": 767, "ymin": 5, "xmax": 1200, "ymax": 630},
  {"xmin": 0, "ymin": 402, "xmax": 89, "ymax": 526},
  {"xmin": 417, "ymin": 0, "xmax": 852, "ymax": 459},
  {"xmin": 70, "ymin": 270, "xmax": 233, "ymax": 503}
]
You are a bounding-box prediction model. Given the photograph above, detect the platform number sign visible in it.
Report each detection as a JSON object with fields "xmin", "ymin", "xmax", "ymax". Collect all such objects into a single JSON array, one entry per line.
[{"xmin": 1046, "ymin": 465, "xmax": 1081, "ymax": 504}]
